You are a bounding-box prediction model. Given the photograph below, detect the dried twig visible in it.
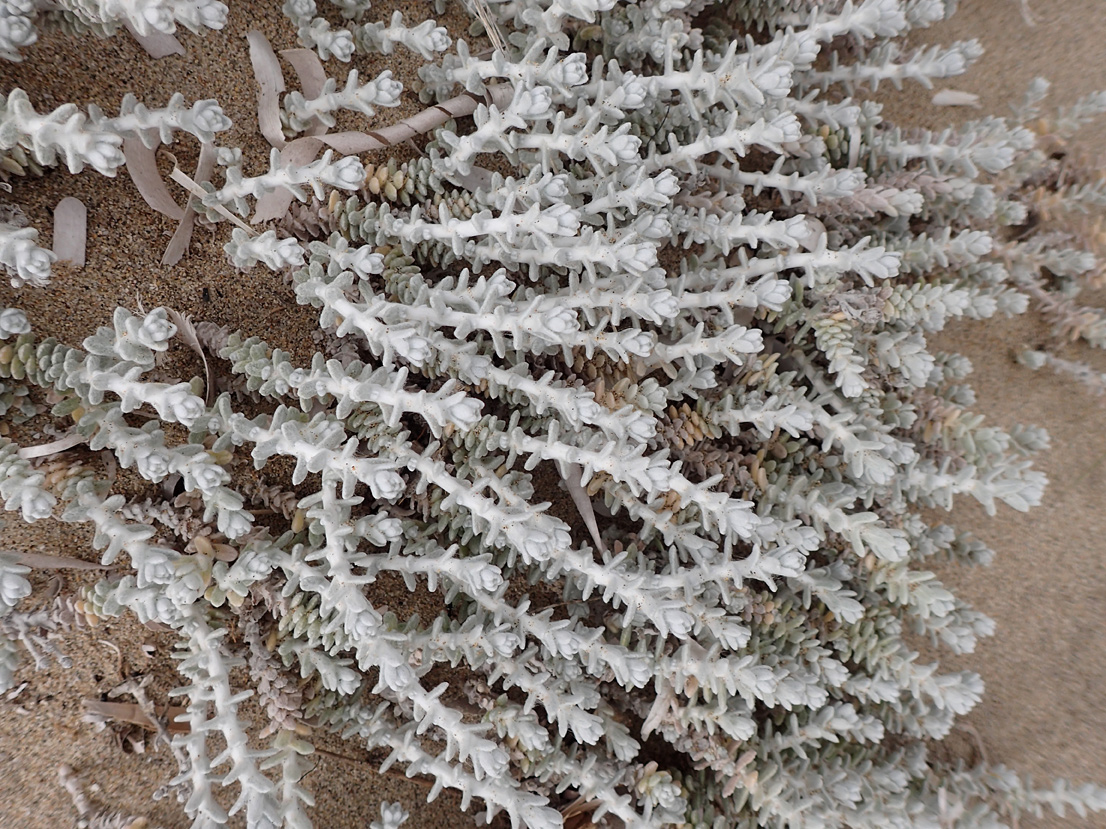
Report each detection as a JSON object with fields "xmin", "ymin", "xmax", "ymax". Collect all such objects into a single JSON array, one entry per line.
[
  {"xmin": 462, "ymin": 0, "xmax": 508, "ymax": 54},
  {"xmin": 58, "ymin": 763, "xmax": 158, "ymax": 829},
  {"xmin": 169, "ymin": 167, "xmax": 256, "ymax": 234}
]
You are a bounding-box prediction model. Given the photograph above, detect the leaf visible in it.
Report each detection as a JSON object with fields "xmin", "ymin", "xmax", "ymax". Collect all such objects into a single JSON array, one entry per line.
[
  {"xmin": 559, "ymin": 461, "xmax": 606, "ymax": 554},
  {"xmin": 560, "ymin": 795, "xmax": 599, "ymax": 829},
  {"xmin": 247, "ymin": 30, "xmax": 287, "ymax": 149},
  {"xmin": 932, "ymin": 89, "xmax": 981, "ymax": 108},
  {"xmin": 460, "ymin": 0, "xmax": 508, "ymax": 54},
  {"xmin": 52, "ymin": 197, "xmax": 86, "ymax": 267},
  {"xmin": 18, "ymin": 431, "xmax": 87, "ymax": 459},
  {"xmin": 82, "ymin": 700, "xmax": 190, "ymax": 733},
  {"xmin": 162, "ymin": 141, "xmax": 217, "ymax": 266},
  {"xmin": 124, "ymin": 21, "xmax": 185, "ymax": 58},
  {"xmin": 166, "ymin": 307, "xmax": 213, "ymax": 406},
  {"xmin": 5, "ymin": 550, "xmax": 110, "ymax": 570},
  {"xmin": 281, "ymin": 48, "xmax": 329, "ymax": 136},
  {"xmin": 124, "ymin": 138, "xmax": 184, "ymax": 220},
  {"xmin": 249, "ymin": 86, "xmax": 512, "ymax": 222}
]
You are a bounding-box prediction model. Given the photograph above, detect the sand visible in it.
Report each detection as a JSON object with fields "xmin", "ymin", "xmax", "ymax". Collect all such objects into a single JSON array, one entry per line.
[{"xmin": 0, "ymin": 0, "xmax": 1103, "ymax": 827}]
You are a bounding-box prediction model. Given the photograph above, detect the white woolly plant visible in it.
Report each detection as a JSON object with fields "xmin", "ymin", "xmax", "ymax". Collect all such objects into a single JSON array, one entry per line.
[
  {"xmin": 369, "ymin": 802, "xmax": 409, "ymax": 829},
  {"xmin": 0, "ymin": 307, "xmax": 29, "ymax": 338},
  {"xmin": 0, "ymin": 88, "xmax": 232, "ymax": 178},
  {"xmin": 0, "ymin": 553, "xmax": 33, "ymax": 691},
  {"xmin": 203, "ymin": 148, "xmax": 365, "ymax": 217},
  {"xmin": 0, "ymin": 0, "xmax": 227, "ymax": 61},
  {"xmin": 282, "ymin": 0, "xmax": 355, "ymax": 61},
  {"xmin": 1, "ymin": 0, "xmax": 1106, "ymax": 828},
  {"xmin": 0, "ymin": 0, "xmax": 36, "ymax": 62},
  {"xmin": 282, "ymin": 69, "xmax": 404, "ymax": 133},
  {"xmin": 90, "ymin": 93, "xmax": 232, "ymax": 148},
  {"xmin": 0, "ymin": 89, "xmax": 124, "ymax": 176},
  {"xmin": 0, "ymin": 222, "xmax": 54, "ymax": 287},
  {"xmin": 0, "ymin": 553, "xmax": 31, "ymax": 614},
  {"xmin": 225, "ymin": 229, "xmax": 306, "ymax": 271},
  {"xmin": 354, "ymin": 11, "xmax": 452, "ymax": 61},
  {"xmin": 58, "ymin": 0, "xmax": 228, "ymax": 37}
]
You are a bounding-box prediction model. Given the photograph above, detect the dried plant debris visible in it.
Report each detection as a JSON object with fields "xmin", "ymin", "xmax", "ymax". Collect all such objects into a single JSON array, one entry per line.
[{"xmin": 59, "ymin": 764, "xmax": 162, "ymax": 829}]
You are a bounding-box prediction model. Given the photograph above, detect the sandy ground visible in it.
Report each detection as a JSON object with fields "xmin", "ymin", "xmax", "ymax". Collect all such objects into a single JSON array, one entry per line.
[
  {"xmin": 881, "ymin": 4, "xmax": 1106, "ymax": 827},
  {"xmin": 0, "ymin": 0, "xmax": 1103, "ymax": 827}
]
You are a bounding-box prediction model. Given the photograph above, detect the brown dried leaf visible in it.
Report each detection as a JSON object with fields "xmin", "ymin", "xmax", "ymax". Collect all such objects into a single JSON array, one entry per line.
[
  {"xmin": 560, "ymin": 794, "xmax": 600, "ymax": 825},
  {"xmin": 82, "ymin": 700, "xmax": 190, "ymax": 734},
  {"xmin": 281, "ymin": 49, "xmax": 327, "ymax": 99},
  {"xmin": 561, "ymin": 796, "xmax": 599, "ymax": 829}
]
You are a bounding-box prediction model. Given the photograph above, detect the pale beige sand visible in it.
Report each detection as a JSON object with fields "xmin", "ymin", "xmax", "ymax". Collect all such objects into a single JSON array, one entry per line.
[
  {"xmin": 881, "ymin": 5, "xmax": 1106, "ymax": 828},
  {"xmin": 0, "ymin": 1, "xmax": 1103, "ymax": 827}
]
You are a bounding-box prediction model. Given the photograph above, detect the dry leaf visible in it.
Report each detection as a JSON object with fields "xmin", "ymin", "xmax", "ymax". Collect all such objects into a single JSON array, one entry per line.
[
  {"xmin": 163, "ymin": 141, "xmax": 216, "ymax": 266},
  {"xmin": 124, "ymin": 138, "xmax": 184, "ymax": 220},
  {"xmin": 375, "ymin": 83, "xmax": 513, "ymax": 147},
  {"xmin": 281, "ymin": 48, "xmax": 327, "ymax": 99},
  {"xmin": 82, "ymin": 700, "xmax": 190, "ymax": 734},
  {"xmin": 642, "ymin": 677, "xmax": 677, "ymax": 739},
  {"xmin": 251, "ymin": 85, "xmax": 513, "ymax": 222},
  {"xmin": 560, "ymin": 795, "xmax": 599, "ymax": 829},
  {"xmin": 559, "ymin": 461, "xmax": 607, "ymax": 554},
  {"xmin": 462, "ymin": 0, "xmax": 508, "ymax": 54},
  {"xmin": 932, "ymin": 89, "xmax": 981, "ymax": 108},
  {"xmin": 5, "ymin": 551, "xmax": 111, "ymax": 570},
  {"xmin": 166, "ymin": 307, "xmax": 212, "ymax": 405},
  {"xmin": 281, "ymin": 48, "xmax": 329, "ymax": 136},
  {"xmin": 247, "ymin": 30, "xmax": 288, "ymax": 149},
  {"xmin": 18, "ymin": 431, "xmax": 87, "ymax": 458},
  {"xmin": 170, "ymin": 166, "xmax": 255, "ymax": 234},
  {"xmin": 52, "ymin": 196, "xmax": 86, "ymax": 266},
  {"xmin": 124, "ymin": 22, "xmax": 185, "ymax": 58}
]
